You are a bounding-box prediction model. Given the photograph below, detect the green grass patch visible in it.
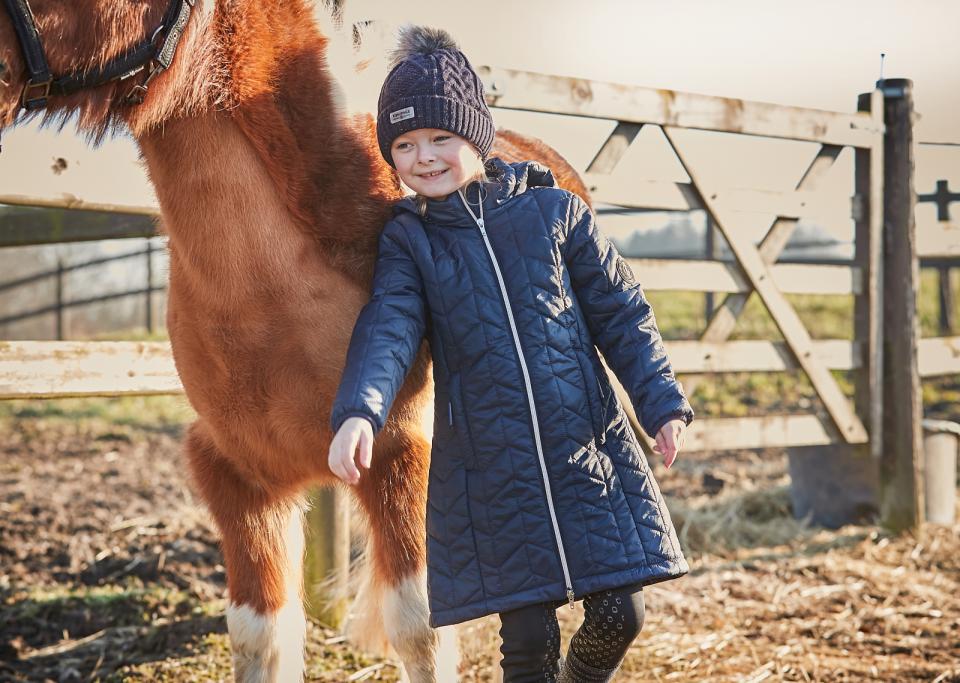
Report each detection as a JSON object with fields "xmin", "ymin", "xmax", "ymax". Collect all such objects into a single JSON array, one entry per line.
[
  {"xmin": 649, "ymin": 267, "xmax": 957, "ymax": 341},
  {"xmin": 648, "ymin": 289, "xmax": 854, "ymax": 341},
  {"xmin": 1, "ymin": 583, "xmax": 210, "ymax": 640},
  {"xmin": 0, "ymin": 394, "xmax": 194, "ymax": 430}
]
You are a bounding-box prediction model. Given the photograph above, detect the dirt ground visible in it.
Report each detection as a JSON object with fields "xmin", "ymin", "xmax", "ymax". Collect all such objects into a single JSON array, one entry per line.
[{"xmin": 1, "ymin": 399, "xmax": 958, "ymax": 682}]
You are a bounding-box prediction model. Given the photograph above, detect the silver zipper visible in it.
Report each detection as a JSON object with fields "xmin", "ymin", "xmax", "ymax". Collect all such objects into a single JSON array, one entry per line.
[{"xmin": 456, "ymin": 189, "xmax": 577, "ymax": 609}]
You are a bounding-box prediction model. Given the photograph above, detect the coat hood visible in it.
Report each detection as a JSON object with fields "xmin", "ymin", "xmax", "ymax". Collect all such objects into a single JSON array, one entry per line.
[{"xmin": 393, "ymin": 157, "xmax": 557, "ymax": 227}]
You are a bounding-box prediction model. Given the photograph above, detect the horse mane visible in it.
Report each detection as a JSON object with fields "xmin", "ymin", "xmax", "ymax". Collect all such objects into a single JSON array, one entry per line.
[
  {"xmin": 218, "ymin": 1, "xmax": 399, "ymax": 255},
  {"xmin": 14, "ymin": 0, "xmax": 397, "ymax": 264},
  {"xmin": 20, "ymin": 0, "xmax": 225, "ymax": 147}
]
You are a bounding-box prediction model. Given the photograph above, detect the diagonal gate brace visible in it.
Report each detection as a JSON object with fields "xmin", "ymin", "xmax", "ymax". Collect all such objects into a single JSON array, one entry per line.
[{"xmin": 662, "ymin": 126, "xmax": 868, "ymax": 444}]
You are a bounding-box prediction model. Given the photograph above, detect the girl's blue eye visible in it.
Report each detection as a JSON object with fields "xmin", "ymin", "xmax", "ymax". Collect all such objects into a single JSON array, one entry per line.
[{"xmin": 435, "ymin": 136, "xmax": 450, "ymax": 142}]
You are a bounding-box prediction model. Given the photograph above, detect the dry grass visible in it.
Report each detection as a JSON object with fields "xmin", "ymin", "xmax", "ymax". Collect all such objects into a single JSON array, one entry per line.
[
  {"xmin": 453, "ymin": 515, "xmax": 960, "ymax": 682},
  {"xmin": 3, "ymin": 400, "xmax": 958, "ymax": 681}
]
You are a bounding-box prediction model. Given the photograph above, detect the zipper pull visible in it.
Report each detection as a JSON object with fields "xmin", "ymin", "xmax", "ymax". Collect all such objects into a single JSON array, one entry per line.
[
  {"xmin": 448, "ymin": 400, "xmax": 453, "ymax": 426},
  {"xmin": 567, "ymin": 588, "xmax": 575, "ymax": 609}
]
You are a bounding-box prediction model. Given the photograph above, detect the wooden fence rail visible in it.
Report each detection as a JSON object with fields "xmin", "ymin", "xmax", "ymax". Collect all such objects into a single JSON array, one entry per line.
[{"xmin": 0, "ymin": 341, "xmax": 180, "ymax": 399}]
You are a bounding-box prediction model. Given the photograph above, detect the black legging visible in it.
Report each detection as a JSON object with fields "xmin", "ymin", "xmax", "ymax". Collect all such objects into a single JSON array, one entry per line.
[{"xmin": 498, "ymin": 584, "xmax": 645, "ymax": 682}]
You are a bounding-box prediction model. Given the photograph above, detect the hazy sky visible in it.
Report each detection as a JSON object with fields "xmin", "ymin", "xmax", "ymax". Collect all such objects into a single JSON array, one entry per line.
[
  {"xmin": 357, "ymin": 0, "xmax": 957, "ymax": 138},
  {"xmin": 356, "ymin": 0, "xmax": 958, "ymax": 207}
]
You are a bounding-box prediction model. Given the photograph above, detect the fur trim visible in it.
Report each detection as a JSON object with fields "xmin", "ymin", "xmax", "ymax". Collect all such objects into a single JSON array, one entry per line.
[{"xmin": 389, "ymin": 24, "xmax": 459, "ymax": 68}]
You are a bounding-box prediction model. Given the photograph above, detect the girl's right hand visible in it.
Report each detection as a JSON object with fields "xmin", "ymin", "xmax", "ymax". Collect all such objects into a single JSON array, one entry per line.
[
  {"xmin": 653, "ymin": 418, "xmax": 686, "ymax": 470},
  {"xmin": 328, "ymin": 416, "xmax": 374, "ymax": 485}
]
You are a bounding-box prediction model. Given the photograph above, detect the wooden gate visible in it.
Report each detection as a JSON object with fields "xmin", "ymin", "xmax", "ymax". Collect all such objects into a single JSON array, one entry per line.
[{"xmin": 479, "ymin": 66, "xmax": 885, "ymax": 456}]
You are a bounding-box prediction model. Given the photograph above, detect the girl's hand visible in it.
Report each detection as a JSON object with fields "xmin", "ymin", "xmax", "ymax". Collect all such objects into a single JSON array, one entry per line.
[
  {"xmin": 328, "ymin": 416, "xmax": 374, "ymax": 485},
  {"xmin": 653, "ymin": 419, "xmax": 686, "ymax": 469}
]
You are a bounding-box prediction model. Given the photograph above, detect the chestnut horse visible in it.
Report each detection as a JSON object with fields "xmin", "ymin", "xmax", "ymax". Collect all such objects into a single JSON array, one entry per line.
[{"xmin": 0, "ymin": 1, "xmax": 589, "ymax": 680}]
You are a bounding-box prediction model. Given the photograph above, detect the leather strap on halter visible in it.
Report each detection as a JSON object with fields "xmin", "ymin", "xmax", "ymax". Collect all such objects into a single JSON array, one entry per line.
[
  {"xmin": 0, "ymin": 0, "xmax": 194, "ymax": 111},
  {"xmin": 1, "ymin": 0, "xmax": 51, "ymax": 109}
]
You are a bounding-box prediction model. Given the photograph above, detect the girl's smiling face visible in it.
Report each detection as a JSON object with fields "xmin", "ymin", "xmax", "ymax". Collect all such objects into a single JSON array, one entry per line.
[{"xmin": 391, "ymin": 128, "xmax": 484, "ymax": 199}]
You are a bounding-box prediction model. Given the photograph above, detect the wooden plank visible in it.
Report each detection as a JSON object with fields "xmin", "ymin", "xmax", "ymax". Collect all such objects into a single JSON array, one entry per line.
[
  {"xmin": 916, "ymin": 220, "xmax": 960, "ymax": 257},
  {"xmin": 0, "ymin": 341, "xmax": 182, "ymax": 399},
  {"xmin": 877, "ymin": 79, "xmax": 924, "ymax": 532},
  {"xmin": 918, "ymin": 336, "xmax": 960, "ymax": 377},
  {"xmin": 0, "ymin": 193, "xmax": 159, "ymax": 216},
  {"xmin": 585, "ymin": 122, "xmax": 643, "ymax": 175},
  {"xmin": 684, "ymin": 415, "xmax": 835, "ymax": 452},
  {"xmin": 586, "ymin": 176, "xmax": 700, "ymax": 211},
  {"xmin": 662, "ymin": 126, "xmax": 868, "ymax": 443},
  {"xmin": 479, "ymin": 66, "xmax": 882, "ymax": 147},
  {"xmin": 936, "ymin": 265, "xmax": 956, "ymax": 334},
  {"xmin": 304, "ymin": 488, "xmax": 352, "ymax": 627},
  {"xmin": 681, "ymin": 145, "xmax": 843, "ymax": 398},
  {"xmin": 666, "ymin": 339, "xmax": 858, "ymax": 373},
  {"xmin": 854, "ymin": 90, "xmax": 885, "ymax": 460},
  {"xmin": 630, "ymin": 259, "xmax": 859, "ymax": 295},
  {"xmin": 0, "ymin": 207, "xmax": 159, "ymax": 247},
  {"xmin": 711, "ymin": 187, "xmax": 852, "ymax": 222}
]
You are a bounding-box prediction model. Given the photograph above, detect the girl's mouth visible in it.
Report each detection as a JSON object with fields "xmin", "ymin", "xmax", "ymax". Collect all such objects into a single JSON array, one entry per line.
[{"xmin": 419, "ymin": 169, "xmax": 448, "ymax": 180}]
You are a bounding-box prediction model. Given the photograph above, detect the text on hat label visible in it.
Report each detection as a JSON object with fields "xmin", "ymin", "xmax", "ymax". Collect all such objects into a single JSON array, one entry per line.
[{"xmin": 389, "ymin": 106, "xmax": 415, "ymax": 123}]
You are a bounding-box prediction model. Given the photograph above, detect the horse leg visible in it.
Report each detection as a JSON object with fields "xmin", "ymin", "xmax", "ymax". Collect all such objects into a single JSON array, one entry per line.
[
  {"xmin": 349, "ymin": 429, "xmax": 458, "ymax": 683},
  {"xmin": 184, "ymin": 422, "xmax": 307, "ymax": 683}
]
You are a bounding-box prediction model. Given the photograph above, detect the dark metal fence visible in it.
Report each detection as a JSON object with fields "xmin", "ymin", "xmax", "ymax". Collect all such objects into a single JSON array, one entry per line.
[{"xmin": 0, "ymin": 242, "xmax": 163, "ymax": 339}]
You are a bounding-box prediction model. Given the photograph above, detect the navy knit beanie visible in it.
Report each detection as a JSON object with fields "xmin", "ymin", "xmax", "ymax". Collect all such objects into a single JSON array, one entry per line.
[{"xmin": 376, "ymin": 25, "xmax": 495, "ymax": 168}]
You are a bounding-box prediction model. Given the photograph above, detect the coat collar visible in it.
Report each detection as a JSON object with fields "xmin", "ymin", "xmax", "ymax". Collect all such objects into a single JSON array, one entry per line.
[{"xmin": 393, "ymin": 157, "xmax": 558, "ymax": 228}]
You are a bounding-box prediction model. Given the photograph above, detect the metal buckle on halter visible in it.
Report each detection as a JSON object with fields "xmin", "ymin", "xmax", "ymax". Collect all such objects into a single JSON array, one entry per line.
[
  {"xmin": 124, "ymin": 62, "xmax": 162, "ymax": 105},
  {"xmin": 124, "ymin": 81, "xmax": 150, "ymax": 105},
  {"xmin": 22, "ymin": 76, "xmax": 52, "ymax": 109},
  {"xmin": 122, "ymin": 24, "xmax": 169, "ymax": 105}
]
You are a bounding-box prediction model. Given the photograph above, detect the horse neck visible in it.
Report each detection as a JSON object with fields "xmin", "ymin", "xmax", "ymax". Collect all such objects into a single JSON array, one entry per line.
[
  {"xmin": 132, "ymin": 0, "xmax": 396, "ymax": 297},
  {"xmin": 137, "ymin": 114, "xmax": 298, "ymax": 287}
]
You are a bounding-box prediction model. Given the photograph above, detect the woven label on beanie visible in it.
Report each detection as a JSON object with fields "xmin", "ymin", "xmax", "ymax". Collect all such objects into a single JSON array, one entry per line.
[{"xmin": 389, "ymin": 106, "xmax": 415, "ymax": 124}]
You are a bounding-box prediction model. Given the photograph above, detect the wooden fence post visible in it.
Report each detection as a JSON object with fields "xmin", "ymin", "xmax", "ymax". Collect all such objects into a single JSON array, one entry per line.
[
  {"xmin": 145, "ymin": 242, "xmax": 154, "ymax": 334},
  {"xmin": 704, "ymin": 212, "xmax": 717, "ymax": 322},
  {"xmin": 937, "ymin": 264, "xmax": 955, "ymax": 334},
  {"xmin": 304, "ymin": 487, "xmax": 352, "ymax": 627},
  {"xmin": 854, "ymin": 88, "xmax": 884, "ymax": 464},
  {"xmin": 877, "ymin": 78, "xmax": 925, "ymax": 532},
  {"xmin": 55, "ymin": 258, "xmax": 64, "ymax": 340}
]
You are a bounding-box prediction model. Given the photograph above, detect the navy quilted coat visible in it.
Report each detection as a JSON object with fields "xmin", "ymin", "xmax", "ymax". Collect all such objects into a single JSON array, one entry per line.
[{"xmin": 330, "ymin": 157, "xmax": 694, "ymax": 627}]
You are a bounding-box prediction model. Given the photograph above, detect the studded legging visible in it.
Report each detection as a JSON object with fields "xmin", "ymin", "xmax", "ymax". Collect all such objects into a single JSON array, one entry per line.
[{"xmin": 497, "ymin": 584, "xmax": 645, "ymax": 682}]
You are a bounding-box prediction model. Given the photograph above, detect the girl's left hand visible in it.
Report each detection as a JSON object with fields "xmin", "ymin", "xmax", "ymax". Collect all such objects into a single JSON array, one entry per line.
[{"xmin": 653, "ymin": 419, "xmax": 686, "ymax": 469}]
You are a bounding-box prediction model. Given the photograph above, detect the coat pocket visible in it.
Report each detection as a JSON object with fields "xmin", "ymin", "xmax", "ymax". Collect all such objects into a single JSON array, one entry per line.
[
  {"xmin": 595, "ymin": 374, "xmax": 610, "ymax": 445},
  {"xmin": 573, "ymin": 351, "xmax": 605, "ymax": 447},
  {"xmin": 589, "ymin": 352, "xmax": 612, "ymax": 446},
  {"xmin": 449, "ymin": 372, "xmax": 486, "ymax": 470}
]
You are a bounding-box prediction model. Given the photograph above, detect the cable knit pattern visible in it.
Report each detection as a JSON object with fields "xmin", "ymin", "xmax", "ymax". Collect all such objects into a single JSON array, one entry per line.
[{"xmin": 376, "ymin": 26, "xmax": 495, "ymax": 166}]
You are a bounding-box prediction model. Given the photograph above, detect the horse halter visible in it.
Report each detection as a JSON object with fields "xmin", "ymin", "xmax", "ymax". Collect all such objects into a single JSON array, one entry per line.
[{"xmin": 1, "ymin": 0, "xmax": 195, "ymax": 112}]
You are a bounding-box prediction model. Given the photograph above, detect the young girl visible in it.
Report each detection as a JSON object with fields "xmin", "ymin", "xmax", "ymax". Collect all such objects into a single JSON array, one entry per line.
[{"xmin": 328, "ymin": 26, "xmax": 693, "ymax": 682}]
